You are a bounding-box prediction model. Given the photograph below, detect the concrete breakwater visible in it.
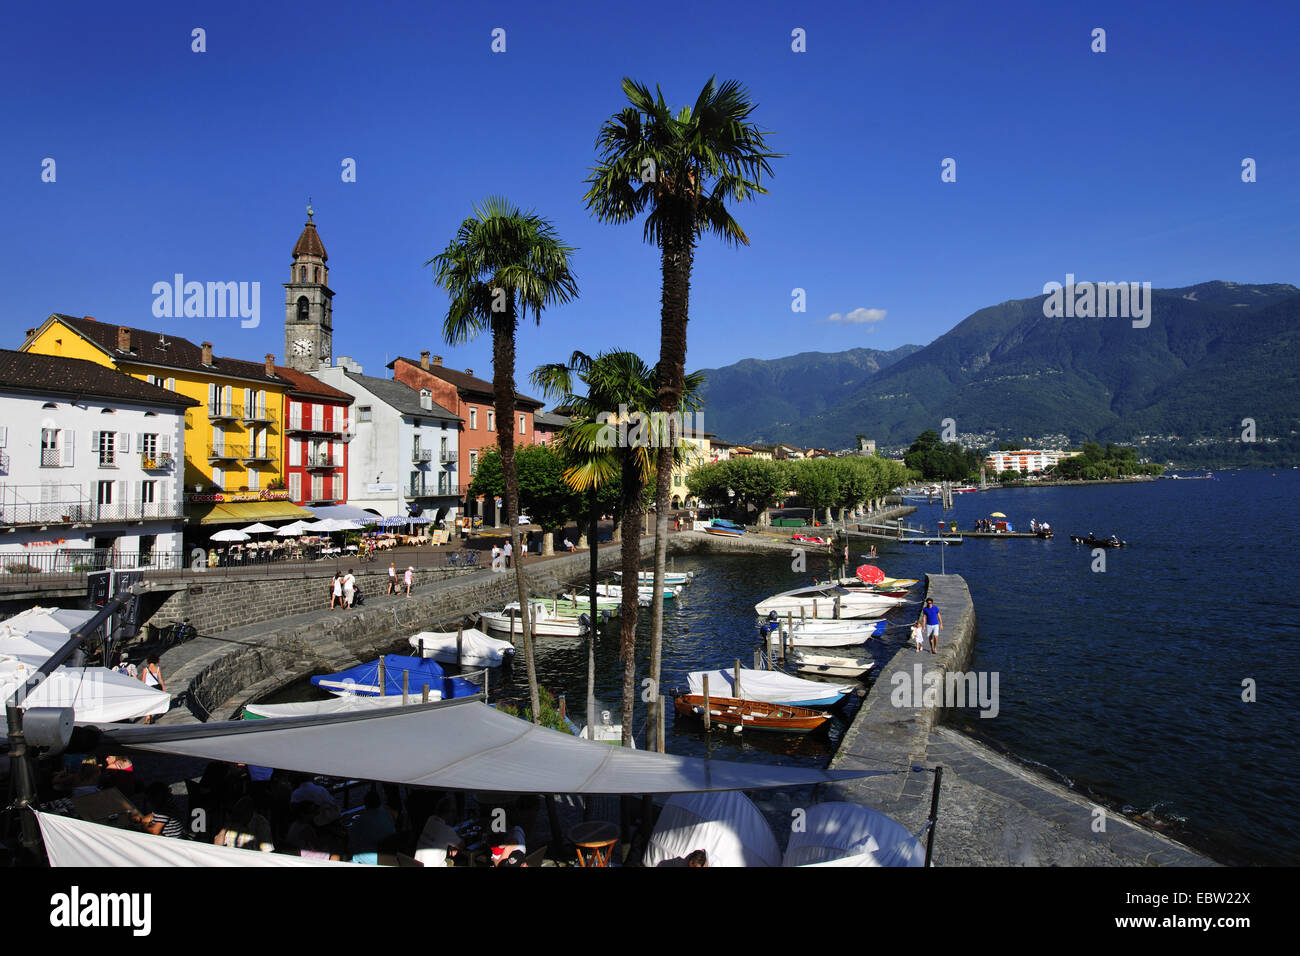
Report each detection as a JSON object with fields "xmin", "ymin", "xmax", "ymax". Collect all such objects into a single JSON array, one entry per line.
[
  {"xmin": 160, "ymin": 538, "xmax": 655, "ymax": 724},
  {"xmin": 824, "ymin": 573, "xmax": 1210, "ymax": 866}
]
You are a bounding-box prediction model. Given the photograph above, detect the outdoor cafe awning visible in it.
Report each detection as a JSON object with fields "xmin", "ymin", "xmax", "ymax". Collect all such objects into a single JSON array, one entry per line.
[
  {"xmin": 97, "ymin": 697, "xmax": 885, "ymax": 795},
  {"xmin": 190, "ymin": 500, "xmax": 315, "ymax": 525},
  {"xmin": 306, "ymin": 504, "xmax": 383, "ymax": 524}
]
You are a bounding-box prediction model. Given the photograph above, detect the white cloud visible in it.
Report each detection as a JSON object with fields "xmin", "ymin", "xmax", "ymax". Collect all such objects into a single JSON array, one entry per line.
[{"xmin": 826, "ymin": 307, "xmax": 887, "ymax": 324}]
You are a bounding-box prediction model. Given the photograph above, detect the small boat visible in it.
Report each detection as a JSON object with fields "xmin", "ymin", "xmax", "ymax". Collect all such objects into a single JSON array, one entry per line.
[
  {"xmin": 790, "ymin": 651, "xmax": 876, "ymax": 680},
  {"xmin": 613, "ymin": 570, "xmax": 695, "ymax": 586},
  {"xmin": 408, "ymin": 628, "xmax": 516, "ymax": 668},
  {"xmin": 791, "ymin": 533, "xmax": 830, "ymax": 545},
  {"xmin": 243, "ymin": 694, "xmax": 419, "ymax": 719},
  {"xmin": 687, "ymin": 668, "xmax": 853, "ymax": 708},
  {"xmin": 705, "ymin": 519, "xmax": 745, "ymax": 537},
  {"xmin": 672, "ymin": 694, "xmax": 830, "ymax": 734},
  {"xmin": 577, "ymin": 710, "xmax": 635, "ymax": 748},
  {"xmin": 479, "ymin": 601, "xmax": 588, "ymax": 637},
  {"xmin": 592, "ymin": 582, "xmax": 678, "ymax": 603},
  {"xmin": 755, "ymin": 584, "xmax": 905, "ymax": 619},
  {"xmin": 832, "ymin": 575, "xmax": 918, "ymax": 591},
  {"xmin": 768, "ymin": 620, "xmax": 887, "ymax": 647},
  {"xmin": 1070, "ymin": 535, "xmax": 1126, "ymax": 548},
  {"xmin": 556, "ymin": 591, "xmax": 623, "ymax": 613},
  {"xmin": 311, "ymin": 655, "xmax": 480, "ymax": 699}
]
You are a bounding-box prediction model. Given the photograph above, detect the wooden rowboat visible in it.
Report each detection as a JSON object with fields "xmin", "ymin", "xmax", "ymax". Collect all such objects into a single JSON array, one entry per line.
[{"xmin": 672, "ymin": 693, "xmax": 830, "ymax": 734}]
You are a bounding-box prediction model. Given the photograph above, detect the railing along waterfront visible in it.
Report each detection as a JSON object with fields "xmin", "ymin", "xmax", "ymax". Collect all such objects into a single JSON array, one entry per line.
[{"xmin": 0, "ymin": 542, "xmax": 486, "ymax": 587}]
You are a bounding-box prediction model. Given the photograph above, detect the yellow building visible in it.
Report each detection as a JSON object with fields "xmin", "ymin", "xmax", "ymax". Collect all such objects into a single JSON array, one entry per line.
[
  {"xmin": 21, "ymin": 314, "xmax": 311, "ymax": 525},
  {"xmin": 671, "ymin": 432, "xmax": 713, "ymax": 510}
]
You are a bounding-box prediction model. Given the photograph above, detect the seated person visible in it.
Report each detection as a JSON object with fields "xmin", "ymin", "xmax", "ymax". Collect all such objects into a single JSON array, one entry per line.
[
  {"xmin": 348, "ymin": 788, "xmax": 397, "ymax": 856},
  {"xmin": 414, "ymin": 796, "xmax": 464, "ymax": 867},
  {"xmin": 214, "ymin": 796, "xmax": 275, "ymax": 852}
]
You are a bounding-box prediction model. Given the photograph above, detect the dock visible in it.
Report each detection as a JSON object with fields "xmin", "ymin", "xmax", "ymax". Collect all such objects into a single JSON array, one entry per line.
[{"xmin": 820, "ymin": 573, "xmax": 1212, "ymax": 865}]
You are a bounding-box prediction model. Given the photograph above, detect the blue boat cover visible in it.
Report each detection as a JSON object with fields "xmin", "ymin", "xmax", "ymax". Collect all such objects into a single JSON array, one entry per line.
[
  {"xmin": 711, "ymin": 519, "xmax": 744, "ymax": 530},
  {"xmin": 311, "ymin": 654, "xmax": 479, "ymax": 699}
]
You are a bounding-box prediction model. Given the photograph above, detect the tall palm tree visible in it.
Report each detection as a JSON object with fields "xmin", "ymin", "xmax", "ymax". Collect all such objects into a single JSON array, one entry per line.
[
  {"xmin": 428, "ymin": 197, "xmax": 578, "ymax": 722},
  {"xmin": 532, "ymin": 351, "xmax": 702, "ymax": 747},
  {"xmin": 584, "ymin": 78, "xmax": 778, "ymax": 734}
]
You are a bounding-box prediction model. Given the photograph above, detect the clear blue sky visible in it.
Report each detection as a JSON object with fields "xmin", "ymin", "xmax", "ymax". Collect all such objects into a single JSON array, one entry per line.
[{"xmin": 2, "ymin": 0, "xmax": 1297, "ymax": 388}]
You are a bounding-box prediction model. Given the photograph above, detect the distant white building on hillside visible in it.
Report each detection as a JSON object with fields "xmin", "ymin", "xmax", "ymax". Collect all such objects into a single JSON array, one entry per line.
[{"xmin": 983, "ymin": 449, "xmax": 1079, "ymax": 473}]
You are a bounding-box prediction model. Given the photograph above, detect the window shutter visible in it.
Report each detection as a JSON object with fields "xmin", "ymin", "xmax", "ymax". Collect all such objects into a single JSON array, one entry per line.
[
  {"xmin": 243, "ymin": 387, "xmax": 252, "ymax": 415},
  {"xmin": 0, "ymin": 425, "xmax": 7, "ymax": 447},
  {"xmin": 166, "ymin": 377, "xmax": 176, "ymax": 391},
  {"xmin": 208, "ymin": 383, "xmax": 216, "ymax": 410},
  {"xmin": 119, "ymin": 432, "xmax": 130, "ymax": 454},
  {"xmin": 62, "ymin": 430, "xmax": 74, "ymax": 466},
  {"xmin": 289, "ymin": 441, "xmax": 300, "ymax": 466},
  {"xmin": 160, "ymin": 432, "xmax": 171, "ymax": 455},
  {"xmin": 289, "ymin": 472, "xmax": 301, "ymax": 501},
  {"xmin": 91, "ymin": 431, "xmax": 100, "ymax": 461},
  {"xmin": 117, "ymin": 480, "xmax": 128, "ymax": 512}
]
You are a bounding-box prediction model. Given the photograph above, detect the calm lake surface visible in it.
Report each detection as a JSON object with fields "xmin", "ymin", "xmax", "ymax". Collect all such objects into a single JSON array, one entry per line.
[{"xmin": 270, "ymin": 469, "xmax": 1300, "ymax": 864}]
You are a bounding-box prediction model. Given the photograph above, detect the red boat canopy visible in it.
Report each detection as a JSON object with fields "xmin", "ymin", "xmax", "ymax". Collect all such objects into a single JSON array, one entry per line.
[{"xmin": 855, "ymin": 564, "xmax": 885, "ymax": 584}]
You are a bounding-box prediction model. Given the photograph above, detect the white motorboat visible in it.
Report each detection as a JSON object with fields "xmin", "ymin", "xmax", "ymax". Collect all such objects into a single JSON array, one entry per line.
[
  {"xmin": 408, "ymin": 628, "xmax": 516, "ymax": 668},
  {"xmin": 790, "ymin": 651, "xmax": 877, "ymax": 679},
  {"xmin": 613, "ymin": 570, "xmax": 694, "ymax": 586},
  {"xmin": 479, "ymin": 601, "xmax": 587, "ymax": 638},
  {"xmin": 687, "ymin": 668, "xmax": 853, "ymax": 708},
  {"xmin": 755, "ymin": 584, "xmax": 905, "ymax": 619},
  {"xmin": 593, "ymin": 582, "xmax": 679, "ymax": 603},
  {"xmin": 577, "ymin": 709, "xmax": 635, "ymax": 748}
]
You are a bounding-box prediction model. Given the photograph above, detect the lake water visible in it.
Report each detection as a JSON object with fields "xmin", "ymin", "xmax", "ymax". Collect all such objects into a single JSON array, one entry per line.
[{"xmin": 268, "ymin": 469, "xmax": 1300, "ymax": 864}]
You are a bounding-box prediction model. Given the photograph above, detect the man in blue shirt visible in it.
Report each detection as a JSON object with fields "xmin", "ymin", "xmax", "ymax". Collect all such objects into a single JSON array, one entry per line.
[{"xmin": 919, "ymin": 598, "xmax": 943, "ymax": 653}]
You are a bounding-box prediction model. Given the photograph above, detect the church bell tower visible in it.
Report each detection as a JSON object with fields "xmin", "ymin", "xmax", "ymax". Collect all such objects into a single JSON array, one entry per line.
[{"xmin": 284, "ymin": 203, "xmax": 334, "ymax": 371}]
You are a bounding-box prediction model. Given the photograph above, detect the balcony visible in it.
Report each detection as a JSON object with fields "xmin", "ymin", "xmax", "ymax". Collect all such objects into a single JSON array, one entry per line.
[
  {"xmin": 287, "ymin": 415, "xmax": 348, "ymax": 437},
  {"xmin": 412, "ymin": 448, "xmax": 433, "ymax": 463},
  {"xmin": 240, "ymin": 405, "xmax": 278, "ymax": 426},
  {"xmin": 304, "ymin": 453, "xmax": 341, "ymax": 470},
  {"xmin": 440, "ymin": 449, "xmax": 458, "ymax": 463},
  {"xmin": 240, "ymin": 446, "xmax": 277, "ymax": 464},
  {"xmin": 208, "ymin": 401, "xmax": 243, "ymax": 420},
  {"xmin": 207, "ymin": 444, "xmax": 244, "ymax": 461},
  {"xmin": 141, "ymin": 453, "xmax": 175, "ymax": 470},
  {"xmin": 0, "ymin": 451, "xmax": 7, "ymax": 475},
  {"xmin": 0, "ymin": 496, "xmax": 185, "ymax": 527},
  {"xmin": 40, "ymin": 449, "xmax": 61, "ymax": 468}
]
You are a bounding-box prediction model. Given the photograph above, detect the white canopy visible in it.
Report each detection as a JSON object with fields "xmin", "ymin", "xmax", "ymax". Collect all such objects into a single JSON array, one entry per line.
[
  {"xmin": 243, "ymin": 694, "xmax": 427, "ymax": 719},
  {"xmin": 781, "ymin": 802, "xmax": 925, "ymax": 867},
  {"xmin": 643, "ymin": 791, "xmax": 782, "ymax": 867},
  {"xmin": 210, "ymin": 529, "xmax": 250, "ymax": 542},
  {"xmin": 35, "ymin": 811, "xmax": 356, "ymax": 867},
  {"xmin": 306, "ymin": 518, "xmax": 361, "ymax": 533},
  {"xmin": 275, "ymin": 521, "xmax": 312, "ymax": 537},
  {"xmin": 99, "ymin": 698, "xmax": 882, "ymax": 794},
  {"xmin": 240, "ymin": 522, "xmax": 276, "ymax": 534},
  {"xmin": 687, "ymin": 668, "xmax": 853, "ymax": 705},
  {"xmin": 1, "ymin": 606, "xmax": 98, "ymax": 639},
  {"xmin": 1, "ymin": 664, "xmax": 169, "ymax": 722},
  {"xmin": 0, "ymin": 629, "xmax": 67, "ymax": 661},
  {"xmin": 408, "ymin": 629, "xmax": 515, "ymax": 668}
]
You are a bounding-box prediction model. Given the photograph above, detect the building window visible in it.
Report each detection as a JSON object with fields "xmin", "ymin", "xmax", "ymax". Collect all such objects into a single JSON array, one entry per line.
[
  {"xmin": 40, "ymin": 428, "xmax": 60, "ymax": 468},
  {"xmin": 520, "ymin": 414, "xmax": 526, "ymax": 433},
  {"xmin": 358, "ymin": 405, "xmax": 372, "ymax": 423},
  {"xmin": 299, "ymin": 267, "xmax": 307, "ymax": 282},
  {"xmin": 469, "ymin": 449, "xmax": 478, "ymax": 475},
  {"xmin": 248, "ymin": 468, "xmax": 260, "ymax": 491},
  {"xmin": 140, "ymin": 433, "xmax": 158, "ymax": 458},
  {"xmin": 296, "ymin": 295, "xmax": 309, "ymax": 320},
  {"xmin": 97, "ymin": 481, "xmax": 113, "ymax": 506},
  {"xmin": 313, "ymin": 266, "xmax": 320, "ymax": 283},
  {"xmin": 140, "ymin": 481, "xmax": 156, "ymax": 505},
  {"xmin": 96, "ymin": 432, "xmax": 116, "ymax": 467},
  {"xmin": 469, "ymin": 408, "xmax": 477, "ymax": 430},
  {"xmin": 212, "ymin": 466, "xmax": 223, "ymax": 491},
  {"xmin": 487, "ymin": 411, "xmax": 494, "ymax": 432}
]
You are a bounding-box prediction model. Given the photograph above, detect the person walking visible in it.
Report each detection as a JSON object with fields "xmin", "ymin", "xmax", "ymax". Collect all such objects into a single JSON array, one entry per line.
[
  {"xmin": 491, "ymin": 544, "xmax": 502, "ymax": 573},
  {"xmin": 504, "ymin": 540, "xmax": 513, "ymax": 569},
  {"xmin": 330, "ymin": 572, "xmax": 343, "ymax": 610},
  {"xmin": 919, "ymin": 598, "xmax": 943, "ymax": 654},
  {"xmin": 404, "ymin": 566, "xmax": 414, "ymax": 596},
  {"xmin": 386, "ymin": 562, "xmax": 398, "ymax": 595},
  {"xmin": 342, "ymin": 570, "xmax": 356, "ymax": 609},
  {"xmin": 139, "ymin": 655, "xmax": 166, "ymax": 724}
]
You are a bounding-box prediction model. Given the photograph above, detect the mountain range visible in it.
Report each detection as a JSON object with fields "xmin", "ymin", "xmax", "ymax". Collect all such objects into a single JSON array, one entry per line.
[{"xmin": 695, "ymin": 281, "xmax": 1300, "ymax": 454}]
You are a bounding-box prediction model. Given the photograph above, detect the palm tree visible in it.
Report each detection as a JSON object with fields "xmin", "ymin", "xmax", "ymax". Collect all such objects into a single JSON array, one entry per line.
[
  {"xmin": 428, "ymin": 197, "xmax": 578, "ymax": 722},
  {"xmin": 532, "ymin": 351, "xmax": 702, "ymax": 748},
  {"xmin": 584, "ymin": 78, "xmax": 778, "ymax": 734}
]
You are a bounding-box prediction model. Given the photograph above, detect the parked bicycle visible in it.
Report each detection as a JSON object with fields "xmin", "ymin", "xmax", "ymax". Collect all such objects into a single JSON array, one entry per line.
[{"xmin": 159, "ymin": 618, "xmax": 196, "ymax": 650}]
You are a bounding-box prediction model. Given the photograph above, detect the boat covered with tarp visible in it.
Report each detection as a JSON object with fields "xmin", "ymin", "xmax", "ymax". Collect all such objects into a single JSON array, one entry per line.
[
  {"xmin": 782, "ymin": 802, "xmax": 925, "ymax": 867},
  {"xmin": 310, "ymin": 654, "xmax": 479, "ymax": 699},
  {"xmin": 408, "ymin": 628, "xmax": 515, "ymax": 668},
  {"xmin": 686, "ymin": 667, "xmax": 853, "ymax": 708}
]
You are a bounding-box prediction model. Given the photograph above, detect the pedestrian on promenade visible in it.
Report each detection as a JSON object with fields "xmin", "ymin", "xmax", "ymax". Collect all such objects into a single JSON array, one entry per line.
[
  {"xmin": 919, "ymin": 598, "xmax": 943, "ymax": 654},
  {"xmin": 491, "ymin": 544, "xmax": 502, "ymax": 572},
  {"xmin": 343, "ymin": 569, "xmax": 356, "ymax": 609},
  {"xmin": 139, "ymin": 655, "xmax": 165, "ymax": 723},
  {"xmin": 404, "ymin": 566, "xmax": 414, "ymax": 596},
  {"xmin": 330, "ymin": 572, "xmax": 342, "ymax": 609},
  {"xmin": 911, "ymin": 622, "xmax": 924, "ymax": 654},
  {"xmin": 562, "ymin": 536, "xmax": 575, "ymax": 552},
  {"xmin": 387, "ymin": 562, "xmax": 398, "ymax": 595},
  {"xmin": 504, "ymin": 540, "xmax": 513, "ymax": 569}
]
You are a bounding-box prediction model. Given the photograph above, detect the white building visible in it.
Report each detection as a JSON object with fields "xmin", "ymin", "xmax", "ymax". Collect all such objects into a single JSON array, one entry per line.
[
  {"xmin": 982, "ymin": 449, "xmax": 1080, "ymax": 474},
  {"xmin": 310, "ymin": 359, "xmax": 462, "ymax": 522},
  {"xmin": 0, "ymin": 350, "xmax": 196, "ymax": 568}
]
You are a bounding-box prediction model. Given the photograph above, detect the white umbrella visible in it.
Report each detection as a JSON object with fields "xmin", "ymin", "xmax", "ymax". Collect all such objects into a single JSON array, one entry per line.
[
  {"xmin": 275, "ymin": 521, "xmax": 310, "ymax": 537},
  {"xmin": 1, "ymin": 607, "xmax": 98, "ymax": 638},
  {"xmin": 210, "ymin": 529, "xmax": 250, "ymax": 543},
  {"xmin": 240, "ymin": 522, "xmax": 276, "ymax": 535}
]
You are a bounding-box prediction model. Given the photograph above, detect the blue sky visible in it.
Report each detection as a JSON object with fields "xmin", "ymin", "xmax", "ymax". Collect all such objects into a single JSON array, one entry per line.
[{"xmin": 2, "ymin": 0, "xmax": 1297, "ymax": 392}]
